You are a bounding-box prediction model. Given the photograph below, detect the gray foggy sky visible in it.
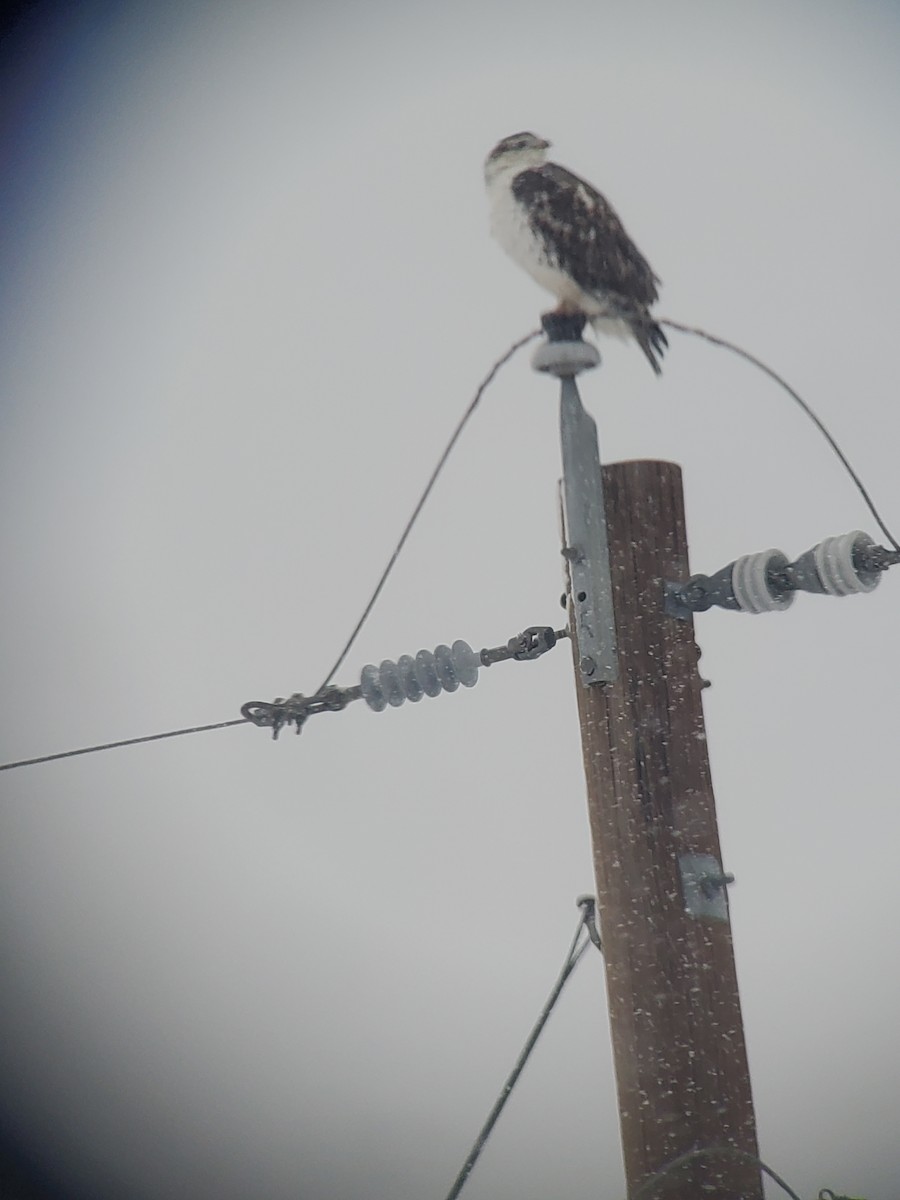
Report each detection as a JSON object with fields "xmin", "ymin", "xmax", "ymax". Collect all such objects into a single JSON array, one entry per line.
[{"xmin": 1, "ymin": 2, "xmax": 899, "ymax": 1197}]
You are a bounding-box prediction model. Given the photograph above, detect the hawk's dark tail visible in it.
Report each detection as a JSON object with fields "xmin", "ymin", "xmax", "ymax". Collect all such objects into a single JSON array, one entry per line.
[{"xmin": 633, "ymin": 317, "xmax": 668, "ymax": 376}]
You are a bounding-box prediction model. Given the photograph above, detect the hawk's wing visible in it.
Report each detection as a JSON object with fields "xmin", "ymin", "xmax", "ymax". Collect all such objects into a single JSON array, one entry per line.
[{"xmin": 511, "ymin": 163, "xmax": 660, "ymax": 310}]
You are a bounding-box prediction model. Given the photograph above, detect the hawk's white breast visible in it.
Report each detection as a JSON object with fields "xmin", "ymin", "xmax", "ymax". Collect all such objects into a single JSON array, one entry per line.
[{"xmin": 487, "ymin": 170, "xmax": 588, "ymax": 309}]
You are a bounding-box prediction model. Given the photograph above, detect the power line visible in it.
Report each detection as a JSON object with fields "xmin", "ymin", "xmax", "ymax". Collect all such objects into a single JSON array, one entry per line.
[
  {"xmin": 444, "ymin": 897, "xmax": 600, "ymax": 1200},
  {"xmin": 314, "ymin": 327, "xmax": 541, "ymax": 692},
  {"xmin": 3, "ymin": 320, "xmax": 895, "ymax": 776},
  {"xmin": 0, "ymin": 719, "xmax": 249, "ymax": 773},
  {"xmin": 0, "ymin": 331, "xmax": 540, "ymax": 774},
  {"xmin": 662, "ymin": 318, "xmax": 900, "ymax": 553}
]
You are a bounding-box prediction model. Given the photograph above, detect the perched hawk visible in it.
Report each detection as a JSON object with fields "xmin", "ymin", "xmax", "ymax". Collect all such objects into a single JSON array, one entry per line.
[{"xmin": 484, "ymin": 132, "xmax": 666, "ymax": 374}]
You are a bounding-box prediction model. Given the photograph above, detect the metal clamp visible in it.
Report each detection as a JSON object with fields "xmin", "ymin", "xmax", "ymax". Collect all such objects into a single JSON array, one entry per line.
[
  {"xmin": 679, "ymin": 853, "xmax": 734, "ymax": 923},
  {"xmin": 576, "ymin": 894, "xmax": 603, "ymax": 950},
  {"xmin": 241, "ymin": 685, "xmax": 360, "ymax": 738}
]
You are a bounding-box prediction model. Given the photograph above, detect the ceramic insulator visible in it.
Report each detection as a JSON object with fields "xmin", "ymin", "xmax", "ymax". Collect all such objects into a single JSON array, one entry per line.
[{"xmin": 359, "ymin": 641, "xmax": 480, "ymax": 712}]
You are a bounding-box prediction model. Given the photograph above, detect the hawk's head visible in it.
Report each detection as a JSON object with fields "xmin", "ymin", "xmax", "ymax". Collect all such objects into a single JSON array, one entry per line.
[{"xmin": 484, "ymin": 132, "xmax": 551, "ymax": 183}]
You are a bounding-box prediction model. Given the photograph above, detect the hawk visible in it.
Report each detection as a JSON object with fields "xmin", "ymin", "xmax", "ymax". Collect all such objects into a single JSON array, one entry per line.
[{"xmin": 484, "ymin": 132, "xmax": 666, "ymax": 374}]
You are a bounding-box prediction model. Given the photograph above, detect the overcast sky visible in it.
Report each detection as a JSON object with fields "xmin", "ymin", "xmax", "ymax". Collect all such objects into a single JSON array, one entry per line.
[{"xmin": 2, "ymin": 2, "xmax": 900, "ymax": 1198}]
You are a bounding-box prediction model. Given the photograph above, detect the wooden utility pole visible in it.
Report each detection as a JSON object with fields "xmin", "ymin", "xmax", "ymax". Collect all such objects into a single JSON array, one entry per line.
[
  {"xmin": 567, "ymin": 460, "xmax": 763, "ymax": 1200},
  {"xmin": 535, "ymin": 317, "xmax": 762, "ymax": 1200}
]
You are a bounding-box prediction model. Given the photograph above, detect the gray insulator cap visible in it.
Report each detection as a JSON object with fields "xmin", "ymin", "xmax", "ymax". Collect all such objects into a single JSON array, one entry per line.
[
  {"xmin": 378, "ymin": 658, "xmax": 407, "ymax": 708},
  {"xmin": 397, "ymin": 654, "xmax": 423, "ymax": 702},
  {"xmin": 415, "ymin": 649, "xmax": 442, "ymax": 697},
  {"xmin": 531, "ymin": 340, "xmax": 601, "ymax": 378},
  {"xmin": 731, "ymin": 549, "xmax": 795, "ymax": 614},
  {"xmin": 360, "ymin": 663, "xmax": 387, "ymax": 712},
  {"xmin": 450, "ymin": 639, "xmax": 480, "ymax": 687},
  {"xmin": 813, "ymin": 530, "xmax": 880, "ymax": 595},
  {"xmin": 433, "ymin": 644, "xmax": 459, "ymax": 692}
]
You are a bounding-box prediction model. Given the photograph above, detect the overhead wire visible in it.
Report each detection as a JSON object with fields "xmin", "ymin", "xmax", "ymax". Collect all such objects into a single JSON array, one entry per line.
[
  {"xmin": 0, "ymin": 718, "xmax": 247, "ymax": 772},
  {"xmin": 0, "ymin": 315, "xmax": 887, "ymax": 1197},
  {"xmin": 0, "ymin": 330, "xmax": 540, "ymax": 773},
  {"xmin": 441, "ymin": 899, "xmax": 801, "ymax": 1200},
  {"xmin": 3, "ymin": 320, "xmax": 898, "ymax": 773},
  {"xmin": 444, "ymin": 899, "xmax": 600, "ymax": 1200},
  {"xmin": 313, "ymin": 326, "xmax": 541, "ymax": 692},
  {"xmin": 661, "ymin": 317, "xmax": 900, "ymax": 553}
]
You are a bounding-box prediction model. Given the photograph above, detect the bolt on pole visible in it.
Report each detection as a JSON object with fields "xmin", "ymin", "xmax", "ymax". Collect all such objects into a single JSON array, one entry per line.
[{"xmin": 535, "ymin": 315, "xmax": 763, "ymax": 1200}]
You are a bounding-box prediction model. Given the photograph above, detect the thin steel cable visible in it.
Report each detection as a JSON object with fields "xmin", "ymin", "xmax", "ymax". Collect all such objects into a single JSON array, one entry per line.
[
  {"xmin": 315, "ymin": 327, "xmax": 542, "ymax": 692},
  {"xmin": 0, "ymin": 719, "xmax": 249, "ymax": 773},
  {"xmin": 662, "ymin": 317, "xmax": 900, "ymax": 552},
  {"xmin": 444, "ymin": 909, "xmax": 595, "ymax": 1200},
  {"xmin": 0, "ymin": 331, "xmax": 540, "ymax": 774},
  {"xmin": 630, "ymin": 1144, "xmax": 802, "ymax": 1200}
]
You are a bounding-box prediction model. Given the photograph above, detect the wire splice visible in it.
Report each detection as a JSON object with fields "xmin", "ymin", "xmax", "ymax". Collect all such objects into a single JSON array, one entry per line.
[
  {"xmin": 241, "ymin": 625, "xmax": 567, "ymax": 737},
  {"xmin": 241, "ymin": 685, "xmax": 361, "ymax": 738}
]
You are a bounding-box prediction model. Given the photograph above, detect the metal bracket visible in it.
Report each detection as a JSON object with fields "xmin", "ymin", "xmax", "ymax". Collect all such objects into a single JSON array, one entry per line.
[
  {"xmin": 679, "ymin": 853, "xmax": 734, "ymax": 923},
  {"xmin": 559, "ymin": 378, "xmax": 617, "ymax": 684}
]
